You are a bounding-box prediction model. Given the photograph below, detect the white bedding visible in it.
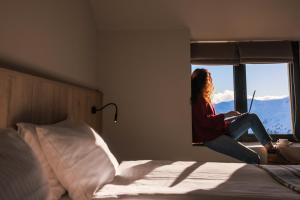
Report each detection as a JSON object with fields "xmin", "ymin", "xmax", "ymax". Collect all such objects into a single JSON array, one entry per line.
[{"xmin": 93, "ymin": 160, "xmax": 299, "ymax": 200}]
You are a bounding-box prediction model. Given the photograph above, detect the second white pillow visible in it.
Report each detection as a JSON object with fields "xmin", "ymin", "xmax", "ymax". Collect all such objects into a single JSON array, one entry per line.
[{"xmin": 36, "ymin": 120, "xmax": 119, "ymax": 200}]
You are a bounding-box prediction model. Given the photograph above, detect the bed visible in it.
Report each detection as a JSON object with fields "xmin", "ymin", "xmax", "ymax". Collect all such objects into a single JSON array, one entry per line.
[
  {"xmin": 0, "ymin": 67, "xmax": 299, "ymax": 200},
  {"xmin": 93, "ymin": 160, "xmax": 299, "ymax": 200}
]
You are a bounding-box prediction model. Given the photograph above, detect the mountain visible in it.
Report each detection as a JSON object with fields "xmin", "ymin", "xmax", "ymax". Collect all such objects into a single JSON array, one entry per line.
[{"xmin": 215, "ymin": 97, "xmax": 292, "ymax": 134}]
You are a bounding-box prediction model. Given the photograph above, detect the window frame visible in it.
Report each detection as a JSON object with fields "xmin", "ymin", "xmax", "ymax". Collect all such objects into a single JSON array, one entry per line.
[{"xmin": 233, "ymin": 64, "xmax": 296, "ymax": 142}]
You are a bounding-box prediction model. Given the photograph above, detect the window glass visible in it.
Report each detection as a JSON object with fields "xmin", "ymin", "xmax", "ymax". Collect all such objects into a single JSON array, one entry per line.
[
  {"xmin": 191, "ymin": 65, "xmax": 234, "ymax": 114},
  {"xmin": 246, "ymin": 63, "xmax": 292, "ymax": 134}
]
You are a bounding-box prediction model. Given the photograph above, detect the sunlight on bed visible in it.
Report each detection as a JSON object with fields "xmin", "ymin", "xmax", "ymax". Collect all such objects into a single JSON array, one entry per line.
[{"xmin": 93, "ymin": 161, "xmax": 247, "ymax": 198}]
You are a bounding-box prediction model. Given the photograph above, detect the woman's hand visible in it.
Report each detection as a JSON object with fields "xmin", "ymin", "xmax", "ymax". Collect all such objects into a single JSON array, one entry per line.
[{"xmin": 224, "ymin": 111, "xmax": 241, "ymax": 118}]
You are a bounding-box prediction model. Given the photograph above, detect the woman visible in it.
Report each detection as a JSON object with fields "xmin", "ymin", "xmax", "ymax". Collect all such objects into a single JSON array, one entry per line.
[{"xmin": 191, "ymin": 68, "xmax": 287, "ymax": 164}]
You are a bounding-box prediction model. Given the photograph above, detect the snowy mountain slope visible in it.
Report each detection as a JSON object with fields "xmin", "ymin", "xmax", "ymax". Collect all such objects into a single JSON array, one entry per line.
[{"xmin": 215, "ymin": 97, "xmax": 292, "ymax": 134}]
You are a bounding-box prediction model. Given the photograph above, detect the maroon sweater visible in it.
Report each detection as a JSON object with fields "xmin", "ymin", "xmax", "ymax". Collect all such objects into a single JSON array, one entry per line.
[{"xmin": 192, "ymin": 97, "xmax": 228, "ymax": 143}]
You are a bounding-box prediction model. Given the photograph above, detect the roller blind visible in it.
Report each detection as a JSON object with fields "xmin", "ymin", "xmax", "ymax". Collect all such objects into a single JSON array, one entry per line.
[
  {"xmin": 239, "ymin": 41, "xmax": 293, "ymax": 63},
  {"xmin": 191, "ymin": 42, "xmax": 239, "ymax": 65},
  {"xmin": 191, "ymin": 41, "xmax": 294, "ymax": 65}
]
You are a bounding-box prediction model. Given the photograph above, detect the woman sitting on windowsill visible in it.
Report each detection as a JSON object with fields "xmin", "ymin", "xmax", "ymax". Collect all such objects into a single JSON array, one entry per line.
[{"xmin": 191, "ymin": 68, "xmax": 290, "ymax": 164}]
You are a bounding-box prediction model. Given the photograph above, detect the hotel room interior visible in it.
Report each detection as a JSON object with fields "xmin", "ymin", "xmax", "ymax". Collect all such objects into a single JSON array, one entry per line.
[{"xmin": 1, "ymin": 0, "xmax": 300, "ymax": 199}]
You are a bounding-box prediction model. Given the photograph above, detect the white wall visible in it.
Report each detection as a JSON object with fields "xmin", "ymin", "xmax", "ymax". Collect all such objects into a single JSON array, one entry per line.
[
  {"xmin": 0, "ymin": 0, "xmax": 98, "ymax": 88},
  {"xmin": 98, "ymin": 29, "xmax": 239, "ymax": 162}
]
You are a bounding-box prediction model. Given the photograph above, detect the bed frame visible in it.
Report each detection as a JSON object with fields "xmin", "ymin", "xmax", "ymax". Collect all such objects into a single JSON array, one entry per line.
[{"xmin": 0, "ymin": 67, "xmax": 102, "ymax": 132}]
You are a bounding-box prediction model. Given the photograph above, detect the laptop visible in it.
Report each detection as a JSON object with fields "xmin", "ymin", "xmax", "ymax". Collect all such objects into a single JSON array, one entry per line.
[{"xmin": 225, "ymin": 90, "xmax": 256, "ymax": 121}]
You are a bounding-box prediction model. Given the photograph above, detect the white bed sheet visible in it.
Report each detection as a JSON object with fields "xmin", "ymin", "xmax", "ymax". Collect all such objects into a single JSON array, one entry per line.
[{"xmin": 93, "ymin": 160, "xmax": 299, "ymax": 200}]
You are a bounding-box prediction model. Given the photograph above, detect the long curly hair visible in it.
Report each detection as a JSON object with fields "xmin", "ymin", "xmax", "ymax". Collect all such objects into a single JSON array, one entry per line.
[{"xmin": 191, "ymin": 68, "xmax": 214, "ymax": 104}]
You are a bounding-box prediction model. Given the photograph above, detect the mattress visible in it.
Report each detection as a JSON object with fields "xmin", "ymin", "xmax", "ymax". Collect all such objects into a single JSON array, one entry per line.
[{"xmin": 93, "ymin": 160, "xmax": 299, "ymax": 200}]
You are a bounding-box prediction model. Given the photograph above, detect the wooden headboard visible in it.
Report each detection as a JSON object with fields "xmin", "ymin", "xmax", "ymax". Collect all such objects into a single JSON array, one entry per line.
[{"xmin": 0, "ymin": 67, "xmax": 102, "ymax": 132}]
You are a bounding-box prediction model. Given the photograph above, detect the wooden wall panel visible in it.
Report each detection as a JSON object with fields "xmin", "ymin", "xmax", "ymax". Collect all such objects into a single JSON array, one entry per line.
[
  {"xmin": 0, "ymin": 72, "xmax": 11, "ymax": 127},
  {"xmin": 0, "ymin": 67, "xmax": 102, "ymax": 132},
  {"xmin": 9, "ymin": 73, "xmax": 34, "ymax": 124}
]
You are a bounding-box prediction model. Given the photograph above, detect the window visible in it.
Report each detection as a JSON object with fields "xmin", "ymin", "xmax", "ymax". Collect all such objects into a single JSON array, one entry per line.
[
  {"xmin": 191, "ymin": 63, "xmax": 294, "ymax": 141},
  {"xmin": 191, "ymin": 41, "xmax": 300, "ymax": 142},
  {"xmin": 246, "ymin": 63, "xmax": 292, "ymax": 135},
  {"xmin": 191, "ymin": 65, "xmax": 234, "ymax": 114}
]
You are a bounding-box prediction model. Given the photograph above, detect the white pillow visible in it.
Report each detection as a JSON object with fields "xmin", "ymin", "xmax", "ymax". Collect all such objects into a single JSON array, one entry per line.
[
  {"xmin": 17, "ymin": 123, "xmax": 66, "ymax": 200},
  {"xmin": 36, "ymin": 120, "xmax": 119, "ymax": 200},
  {"xmin": 0, "ymin": 128, "xmax": 48, "ymax": 200}
]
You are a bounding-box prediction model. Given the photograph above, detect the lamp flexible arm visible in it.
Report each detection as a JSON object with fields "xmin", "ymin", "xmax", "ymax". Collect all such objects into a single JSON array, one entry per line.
[{"xmin": 91, "ymin": 103, "xmax": 118, "ymax": 123}]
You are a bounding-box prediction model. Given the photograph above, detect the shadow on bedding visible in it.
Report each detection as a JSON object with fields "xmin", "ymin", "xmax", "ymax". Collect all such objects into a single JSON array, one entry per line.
[
  {"xmin": 169, "ymin": 162, "xmax": 204, "ymax": 187},
  {"xmin": 186, "ymin": 164, "xmax": 299, "ymax": 199},
  {"xmin": 112, "ymin": 160, "xmax": 175, "ymax": 185},
  {"xmin": 96, "ymin": 163, "xmax": 300, "ymax": 200}
]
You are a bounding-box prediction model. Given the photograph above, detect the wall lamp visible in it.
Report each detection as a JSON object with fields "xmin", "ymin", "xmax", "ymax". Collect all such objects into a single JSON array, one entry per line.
[{"xmin": 91, "ymin": 103, "xmax": 118, "ymax": 123}]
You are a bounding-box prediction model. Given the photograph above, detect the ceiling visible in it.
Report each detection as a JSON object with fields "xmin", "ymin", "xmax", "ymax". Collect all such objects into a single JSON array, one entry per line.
[{"xmin": 90, "ymin": 0, "xmax": 300, "ymax": 41}]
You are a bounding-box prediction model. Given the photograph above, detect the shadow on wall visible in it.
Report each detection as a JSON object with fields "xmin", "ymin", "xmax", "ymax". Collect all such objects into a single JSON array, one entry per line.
[{"xmin": 0, "ymin": 58, "xmax": 93, "ymax": 89}]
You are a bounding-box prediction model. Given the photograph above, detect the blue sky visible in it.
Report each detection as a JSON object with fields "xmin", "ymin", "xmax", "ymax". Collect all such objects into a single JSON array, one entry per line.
[{"xmin": 191, "ymin": 63, "xmax": 290, "ymax": 103}]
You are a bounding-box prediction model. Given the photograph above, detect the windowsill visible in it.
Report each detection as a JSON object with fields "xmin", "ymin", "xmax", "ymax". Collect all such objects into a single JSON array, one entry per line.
[
  {"xmin": 193, "ymin": 142, "xmax": 300, "ymax": 164},
  {"xmin": 243, "ymin": 142, "xmax": 300, "ymax": 148},
  {"xmin": 243, "ymin": 142, "xmax": 300, "ymax": 164},
  {"xmin": 193, "ymin": 142, "xmax": 300, "ymax": 147}
]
